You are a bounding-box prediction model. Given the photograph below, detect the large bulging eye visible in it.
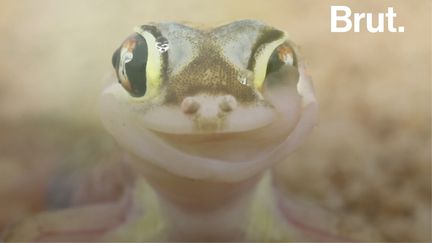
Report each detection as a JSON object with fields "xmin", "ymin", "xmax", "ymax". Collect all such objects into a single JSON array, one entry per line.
[
  {"xmin": 112, "ymin": 33, "xmax": 148, "ymax": 97},
  {"xmin": 251, "ymin": 39, "xmax": 299, "ymax": 91},
  {"xmin": 263, "ymin": 42, "xmax": 299, "ymax": 89},
  {"xmin": 266, "ymin": 43, "xmax": 296, "ymax": 75}
]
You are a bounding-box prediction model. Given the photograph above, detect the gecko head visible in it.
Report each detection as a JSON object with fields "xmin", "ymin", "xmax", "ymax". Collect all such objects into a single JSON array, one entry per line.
[{"xmin": 100, "ymin": 20, "xmax": 318, "ymax": 182}]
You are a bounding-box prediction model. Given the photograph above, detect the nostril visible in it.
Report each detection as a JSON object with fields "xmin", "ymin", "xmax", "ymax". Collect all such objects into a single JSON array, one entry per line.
[
  {"xmin": 181, "ymin": 97, "xmax": 200, "ymax": 114},
  {"xmin": 219, "ymin": 95, "xmax": 237, "ymax": 112}
]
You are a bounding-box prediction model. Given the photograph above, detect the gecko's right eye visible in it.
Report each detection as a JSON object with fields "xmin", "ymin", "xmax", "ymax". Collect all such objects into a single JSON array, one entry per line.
[{"xmin": 112, "ymin": 33, "xmax": 148, "ymax": 97}]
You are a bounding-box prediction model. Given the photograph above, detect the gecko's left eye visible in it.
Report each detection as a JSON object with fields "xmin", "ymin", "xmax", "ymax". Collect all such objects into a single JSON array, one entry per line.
[
  {"xmin": 112, "ymin": 33, "xmax": 148, "ymax": 97},
  {"xmin": 250, "ymin": 36, "xmax": 299, "ymax": 91},
  {"xmin": 266, "ymin": 43, "xmax": 296, "ymax": 75},
  {"xmin": 262, "ymin": 42, "xmax": 299, "ymax": 90}
]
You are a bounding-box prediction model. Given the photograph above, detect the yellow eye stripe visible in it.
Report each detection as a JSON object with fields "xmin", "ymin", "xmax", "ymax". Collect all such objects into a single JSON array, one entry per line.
[
  {"xmin": 132, "ymin": 26, "xmax": 164, "ymax": 101},
  {"xmin": 252, "ymin": 35, "xmax": 289, "ymax": 90}
]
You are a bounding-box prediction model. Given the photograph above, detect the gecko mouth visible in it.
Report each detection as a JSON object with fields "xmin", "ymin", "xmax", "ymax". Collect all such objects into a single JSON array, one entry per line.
[
  {"xmin": 136, "ymin": 97, "xmax": 301, "ymax": 161},
  {"xmin": 150, "ymin": 127, "xmax": 260, "ymax": 143},
  {"xmin": 139, "ymin": 105, "xmax": 278, "ymax": 135},
  {"xmin": 146, "ymin": 119, "xmax": 289, "ymax": 162}
]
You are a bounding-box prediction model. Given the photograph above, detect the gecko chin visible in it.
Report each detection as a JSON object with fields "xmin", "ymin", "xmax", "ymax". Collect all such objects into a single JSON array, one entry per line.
[{"xmin": 147, "ymin": 125, "xmax": 287, "ymax": 163}]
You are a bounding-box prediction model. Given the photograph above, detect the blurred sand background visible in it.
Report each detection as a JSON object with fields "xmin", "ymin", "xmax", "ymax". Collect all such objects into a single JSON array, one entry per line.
[{"xmin": 0, "ymin": 0, "xmax": 430, "ymax": 241}]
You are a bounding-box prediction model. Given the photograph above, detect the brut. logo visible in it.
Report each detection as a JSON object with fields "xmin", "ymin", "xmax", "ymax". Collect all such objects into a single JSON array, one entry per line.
[{"xmin": 331, "ymin": 6, "xmax": 405, "ymax": 33}]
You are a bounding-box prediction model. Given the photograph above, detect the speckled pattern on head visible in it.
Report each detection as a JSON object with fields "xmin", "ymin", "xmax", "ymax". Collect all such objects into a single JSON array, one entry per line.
[{"xmin": 150, "ymin": 20, "xmax": 286, "ymax": 104}]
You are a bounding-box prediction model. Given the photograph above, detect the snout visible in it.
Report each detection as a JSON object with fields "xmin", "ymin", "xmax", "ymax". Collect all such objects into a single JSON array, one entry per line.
[{"xmin": 181, "ymin": 94, "xmax": 237, "ymax": 131}]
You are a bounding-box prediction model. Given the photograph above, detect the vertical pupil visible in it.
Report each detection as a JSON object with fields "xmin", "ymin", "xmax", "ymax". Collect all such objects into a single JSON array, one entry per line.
[
  {"xmin": 125, "ymin": 34, "xmax": 148, "ymax": 97},
  {"xmin": 112, "ymin": 34, "xmax": 148, "ymax": 97}
]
